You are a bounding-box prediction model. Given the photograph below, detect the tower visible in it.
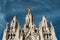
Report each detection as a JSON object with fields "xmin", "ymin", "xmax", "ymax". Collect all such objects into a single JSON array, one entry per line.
[
  {"xmin": 39, "ymin": 15, "xmax": 57, "ymax": 40},
  {"xmin": 50, "ymin": 22, "xmax": 57, "ymax": 40},
  {"xmin": 24, "ymin": 8, "xmax": 36, "ymax": 34},
  {"xmin": 24, "ymin": 8, "xmax": 39, "ymax": 40},
  {"xmin": 24, "ymin": 8, "xmax": 35, "ymax": 28}
]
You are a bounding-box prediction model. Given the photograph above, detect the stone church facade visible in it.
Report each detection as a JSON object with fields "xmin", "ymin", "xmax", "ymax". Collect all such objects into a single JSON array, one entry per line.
[{"xmin": 2, "ymin": 8, "xmax": 57, "ymax": 40}]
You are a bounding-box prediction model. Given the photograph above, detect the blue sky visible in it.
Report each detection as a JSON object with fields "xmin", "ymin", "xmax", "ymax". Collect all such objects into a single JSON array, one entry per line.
[{"xmin": 0, "ymin": 0, "xmax": 60, "ymax": 40}]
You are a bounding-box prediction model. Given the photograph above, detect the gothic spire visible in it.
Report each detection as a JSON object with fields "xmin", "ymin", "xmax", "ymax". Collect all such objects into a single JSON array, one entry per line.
[
  {"xmin": 24, "ymin": 8, "xmax": 36, "ymax": 32},
  {"xmin": 25, "ymin": 8, "xmax": 34, "ymax": 24},
  {"xmin": 50, "ymin": 21, "xmax": 57, "ymax": 40},
  {"xmin": 2, "ymin": 8, "xmax": 57, "ymax": 40},
  {"xmin": 10, "ymin": 16, "xmax": 17, "ymax": 27},
  {"xmin": 39, "ymin": 15, "xmax": 49, "ymax": 33},
  {"xmin": 41, "ymin": 15, "xmax": 48, "ymax": 27}
]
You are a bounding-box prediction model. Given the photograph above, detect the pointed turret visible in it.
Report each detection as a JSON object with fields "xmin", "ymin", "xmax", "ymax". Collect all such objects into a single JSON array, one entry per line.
[
  {"xmin": 10, "ymin": 16, "xmax": 19, "ymax": 34},
  {"xmin": 2, "ymin": 23, "xmax": 9, "ymax": 40},
  {"xmin": 50, "ymin": 22, "xmax": 57, "ymax": 40},
  {"xmin": 28, "ymin": 8, "xmax": 34, "ymax": 24},
  {"xmin": 39, "ymin": 15, "xmax": 49, "ymax": 32},
  {"xmin": 42, "ymin": 15, "xmax": 48, "ymax": 27},
  {"xmin": 39, "ymin": 15, "xmax": 49, "ymax": 40},
  {"xmin": 10, "ymin": 16, "xmax": 17, "ymax": 27}
]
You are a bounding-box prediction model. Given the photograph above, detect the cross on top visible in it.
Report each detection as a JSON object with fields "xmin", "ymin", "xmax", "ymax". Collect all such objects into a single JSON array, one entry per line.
[{"xmin": 27, "ymin": 8, "xmax": 31, "ymax": 13}]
